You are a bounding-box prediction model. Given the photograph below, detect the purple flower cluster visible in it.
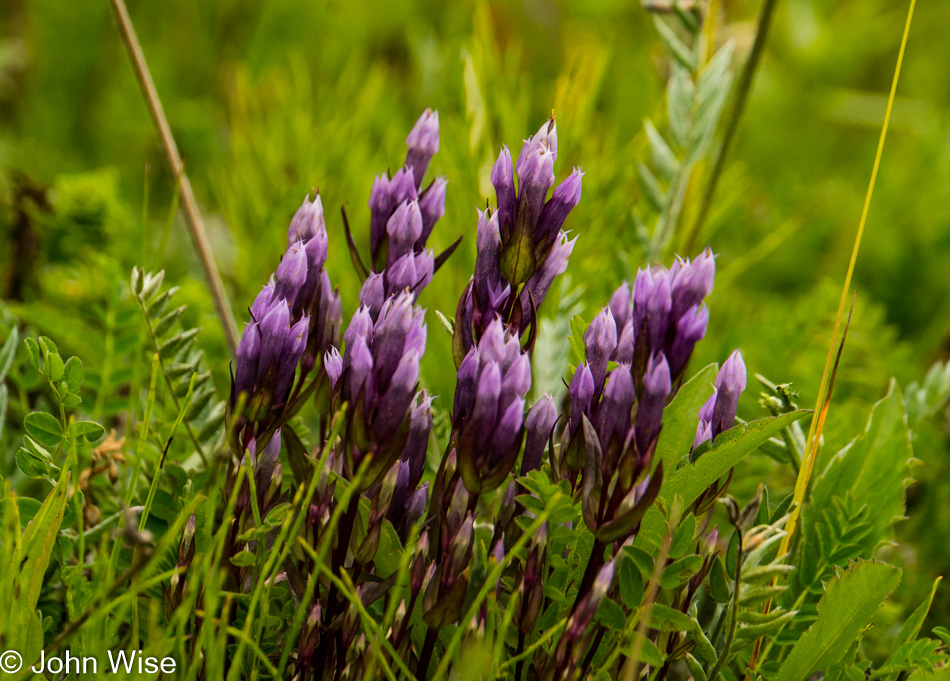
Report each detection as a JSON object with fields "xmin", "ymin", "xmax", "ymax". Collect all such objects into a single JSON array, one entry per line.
[
  {"xmin": 326, "ymin": 292, "xmax": 426, "ymax": 490},
  {"xmin": 230, "ymin": 194, "xmax": 342, "ymax": 441},
  {"xmin": 562, "ymin": 251, "xmax": 720, "ymax": 545},
  {"xmin": 362, "ymin": 110, "xmax": 447, "ymax": 316},
  {"xmin": 454, "ymin": 119, "xmax": 583, "ymax": 362},
  {"xmin": 452, "ymin": 319, "xmax": 533, "ymax": 495}
]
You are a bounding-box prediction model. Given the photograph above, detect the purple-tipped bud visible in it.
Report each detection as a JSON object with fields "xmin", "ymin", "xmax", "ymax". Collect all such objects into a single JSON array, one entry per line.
[
  {"xmin": 693, "ymin": 389, "xmax": 717, "ymax": 450},
  {"xmin": 491, "ymin": 146, "xmax": 517, "ymax": 238},
  {"xmin": 609, "ymin": 282, "xmax": 632, "ymax": 335},
  {"xmin": 274, "ymin": 241, "xmax": 309, "ymax": 310},
  {"xmin": 344, "ymin": 306, "xmax": 375, "ymax": 349},
  {"xmin": 376, "ymin": 351, "xmax": 420, "ymax": 439},
  {"xmin": 501, "ymin": 353, "xmax": 532, "ymax": 411},
  {"xmin": 235, "ymin": 322, "xmax": 261, "ymax": 399},
  {"xmin": 598, "ymin": 366, "xmax": 636, "ymax": 448},
  {"xmin": 472, "ymin": 362, "xmax": 502, "ymax": 435},
  {"xmin": 275, "ymin": 315, "xmax": 309, "ymax": 404},
  {"xmin": 454, "ymin": 348, "xmax": 479, "ymax": 422},
  {"xmin": 516, "ymin": 119, "xmax": 558, "ymax": 177},
  {"xmin": 536, "ymin": 168, "xmax": 583, "ymax": 247},
  {"xmin": 474, "ymin": 209, "xmax": 502, "ymax": 307},
  {"xmin": 359, "ymin": 273, "xmax": 386, "ymax": 320},
  {"xmin": 417, "ymin": 177, "xmax": 447, "ymax": 248},
  {"xmin": 492, "ymin": 397, "xmax": 526, "ymax": 460},
  {"xmin": 671, "ymin": 248, "xmax": 716, "ymax": 321},
  {"xmin": 373, "ymin": 293, "xmax": 417, "ymax": 390},
  {"xmin": 518, "ymin": 147, "xmax": 556, "ymax": 230},
  {"xmin": 635, "ymin": 354, "xmax": 671, "ymax": 456},
  {"xmin": 403, "ymin": 392, "xmax": 433, "ymax": 489},
  {"xmin": 326, "ymin": 347, "xmax": 343, "ymax": 388},
  {"xmin": 344, "ymin": 336, "xmax": 374, "ymax": 402},
  {"xmin": 250, "ymin": 281, "xmax": 276, "ymax": 322},
  {"xmin": 288, "ymin": 193, "xmax": 327, "ymax": 246},
  {"xmin": 258, "ymin": 300, "xmax": 291, "ymax": 383},
  {"xmin": 386, "ymin": 252, "xmax": 420, "ymax": 295},
  {"xmin": 615, "ymin": 320, "xmax": 635, "ymax": 364},
  {"xmin": 386, "ymin": 200, "xmax": 424, "ymax": 268},
  {"xmin": 668, "ymin": 304, "xmax": 709, "ymax": 377},
  {"xmin": 405, "ymin": 109, "xmax": 440, "ymax": 189},
  {"xmin": 584, "ymin": 307, "xmax": 618, "ymax": 391},
  {"xmin": 711, "ymin": 350, "xmax": 746, "ymax": 439},
  {"xmin": 522, "ymin": 394, "xmax": 558, "ymax": 474},
  {"xmin": 519, "ymin": 232, "xmax": 576, "ymax": 325},
  {"xmin": 388, "ymin": 167, "xmax": 418, "ymax": 208},
  {"xmin": 569, "ymin": 363, "xmax": 596, "ymax": 434}
]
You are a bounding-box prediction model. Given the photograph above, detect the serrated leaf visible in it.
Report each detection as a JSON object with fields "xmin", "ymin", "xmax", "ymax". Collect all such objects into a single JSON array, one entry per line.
[
  {"xmin": 777, "ymin": 560, "xmax": 901, "ymax": 681},
  {"xmin": 24, "ymin": 411, "xmax": 63, "ymax": 448}
]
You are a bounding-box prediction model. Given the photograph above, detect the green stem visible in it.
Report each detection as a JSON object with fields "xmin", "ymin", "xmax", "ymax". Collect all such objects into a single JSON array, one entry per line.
[{"xmin": 707, "ymin": 526, "xmax": 744, "ymax": 681}]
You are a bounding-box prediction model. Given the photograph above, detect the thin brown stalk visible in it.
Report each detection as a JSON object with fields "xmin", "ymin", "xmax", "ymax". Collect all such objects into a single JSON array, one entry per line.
[{"xmin": 108, "ymin": 0, "xmax": 240, "ymax": 355}]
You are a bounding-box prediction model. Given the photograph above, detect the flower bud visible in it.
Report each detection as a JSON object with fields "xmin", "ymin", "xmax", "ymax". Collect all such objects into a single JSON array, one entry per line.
[
  {"xmin": 711, "ymin": 350, "xmax": 746, "ymax": 439},
  {"xmin": 274, "ymin": 241, "xmax": 309, "ymax": 310},
  {"xmin": 359, "ymin": 273, "xmax": 386, "ymax": 320},
  {"xmin": 569, "ymin": 363, "xmax": 595, "ymax": 435},
  {"xmin": 518, "ymin": 147, "xmax": 556, "ymax": 230},
  {"xmin": 668, "ymin": 304, "xmax": 709, "ymax": 377},
  {"xmin": 491, "ymin": 146, "xmax": 516, "ymax": 238},
  {"xmin": 235, "ymin": 322, "xmax": 261, "ymax": 399},
  {"xmin": 418, "ymin": 177, "xmax": 447, "ymax": 248},
  {"xmin": 671, "ymin": 247, "xmax": 716, "ymax": 322},
  {"xmin": 635, "ymin": 353, "xmax": 671, "ymax": 457},
  {"xmin": 405, "ymin": 109, "xmax": 440, "ymax": 189},
  {"xmin": 288, "ymin": 192, "xmax": 326, "ymax": 246},
  {"xmin": 609, "ymin": 282, "xmax": 632, "ymax": 335},
  {"xmin": 521, "ymin": 394, "xmax": 558, "ymax": 474},
  {"xmin": 386, "ymin": 200, "xmax": 424, "ymax": 268},
  {"xmin": 250, "ymin": 281, "xmax": 277, "ymax": 322},
  {"xmin": 584, "ymin": 307, "xmax": 618, "ymax": 391},
  {"xmin": 536, "ymin": 168, "xmax": 583, "ymax": 250}
]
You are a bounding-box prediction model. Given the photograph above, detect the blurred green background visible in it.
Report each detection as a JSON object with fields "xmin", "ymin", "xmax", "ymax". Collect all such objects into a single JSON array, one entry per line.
[{"xmin": 1, "ymin": 0, "xmax": 948, "ymax": 623}]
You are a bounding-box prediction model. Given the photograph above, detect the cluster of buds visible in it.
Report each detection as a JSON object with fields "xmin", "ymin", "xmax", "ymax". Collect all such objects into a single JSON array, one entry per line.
[
  {"xmin": 229, "ymin": 194, "xmax": 342, "ymax": 449},
  {"xmin": 361, "ymin": 109, "xmax": 448, "ymax": 316},
  {"xmin": 453, "ymin": 118, "xmax": 583, "ymax": 363},
  {"xmin": 325, "ymin": 292, "xmax": 426, "ymax": 492},
  {"xmin": 452, "ymin": 319, "xmax": 533, "ymax": 496}
]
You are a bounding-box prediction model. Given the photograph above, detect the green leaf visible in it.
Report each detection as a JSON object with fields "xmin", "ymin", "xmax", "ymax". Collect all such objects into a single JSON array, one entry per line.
[
  {"xmin": 0, "ymin": 326, "xmax": 18, "ymax": 383},
  {"xmin": 15, "ymin": 471, "xmax": 71, "ymax": 610},
  {"xmin": 650, "ymin": 604, "xmax": 694, "ymax": 631},
  {"xmin": 669, "ymin": 513, "xmax": 697, "ymax": 558},
  {"xmin": 644, "ymin": 119, "xmax": 678, "ymax": 180},
  {"xmin": 63, "ymin": 356, "xmax": 83, "ymax": 394},
  {"xmin": 660, "ymin": 554, "xmax": 703, "ymax": 588},
  {"xmin": 709, "ymin": 556, "xmax": 731, "ymax": 603},
  {"xmin": 17, "ymin": 447, "xmax": 52, "ymax": 479},
  {"xmin": 667, "ymin": 65, "xmax": 694, "ymax": 147},
  {"xmin": 24, "ymin": 411, "xmax": 64, "ymax": 449},
  {"xmin": 776, "ymin": 560, "xmax": 901, "ymax": 681},
  {"xmin": 45, "ymin": 351, "xmax": 65, "ymax": 383},
  {"xmin": 637, "ymin": 162, "xmax": 666, "ymax": 212},
  {"xmin": 71, "ymin": 421, "xmax": 105, "ymax": 443},
  {"xmin": 806, "ymin": 382, "xmax": 912, "ymax": 556},
  {"xmin": 230, "ymin": 550, "xmax": 258, "ymax": 567},
  {"xmin": 631, "ymin": 638, "xmax": 664, "ymax": 667},
  {"xmin": 499, "ymin": 222, "xmax": 537, "ymax": 286},
  {"xmin": 655, "ymin": 364, "xmax": 717, "ymax": 473},
  {"xmin": 908, "ymin": 670, "xmax": 950, "ymax": 681},
  {"xmin": 595, "ymin": 597, "xmax": 626, "ymax": 631},
  {"xmin": 653, "ymin": 16, "xmax": 697, "ymax": 70},
  {"xmin": 884, "ymin": 576, "xmax": 942, "ymax": 671},
  {"xmin": 620, "ymin": 556, "xmax": 644, "ymax": 608},
  {"xmin": 638, "ymin": 410, "xmax": 809, "ymax": 548},
  {"xmin": 24, "ymin": 337, "xmax": 40, "ymax": 371}
]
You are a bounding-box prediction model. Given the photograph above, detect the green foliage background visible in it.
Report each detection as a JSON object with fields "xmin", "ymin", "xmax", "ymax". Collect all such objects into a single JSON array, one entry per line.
[{"xmin": 2, "ymin": 0, "xmax": 949, "ymax": 642}]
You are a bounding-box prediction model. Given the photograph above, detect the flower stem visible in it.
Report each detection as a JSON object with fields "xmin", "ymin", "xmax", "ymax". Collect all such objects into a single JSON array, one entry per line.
[{"xmin": 108, "ymin": 0, "xmax": 240, "ymax": 355}]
